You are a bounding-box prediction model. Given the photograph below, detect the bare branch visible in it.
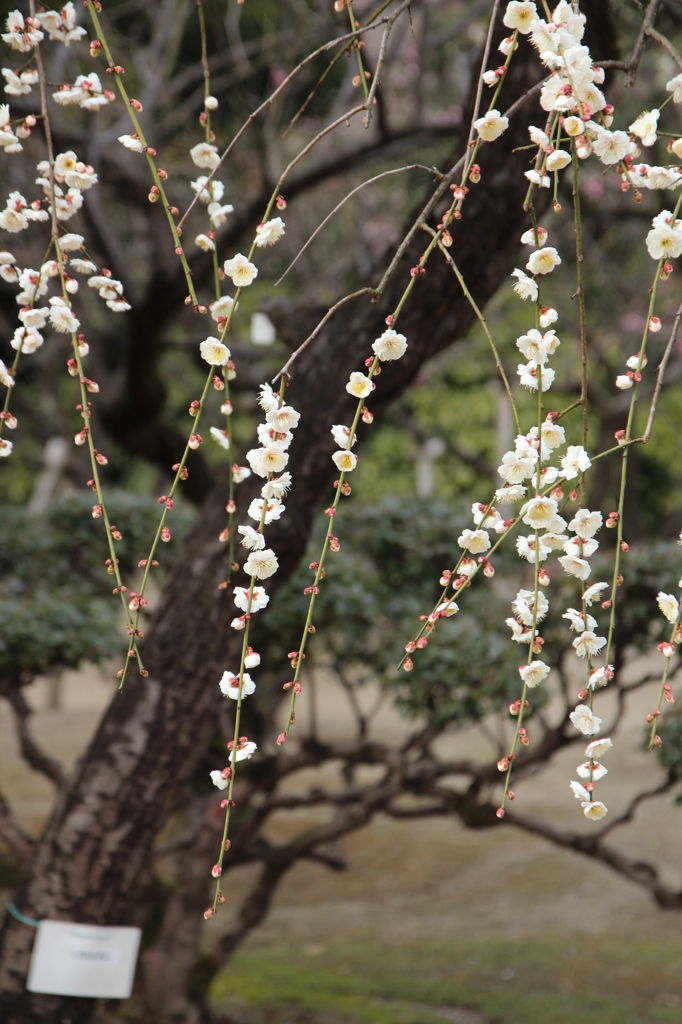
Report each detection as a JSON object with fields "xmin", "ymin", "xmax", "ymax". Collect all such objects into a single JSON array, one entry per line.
[
  {"xmin": 625, "ymin": 0, "xmax": 663, "ymax": 87},
  {"xmin": 643, "ymin": 299, "xmax": 682, "ymax": 443}
]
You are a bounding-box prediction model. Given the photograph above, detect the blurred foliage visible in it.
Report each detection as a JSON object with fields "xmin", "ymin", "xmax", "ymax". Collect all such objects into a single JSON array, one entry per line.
[
  {"xmin": 0, "ymin": 493, "xmax": 192, "ymax": 679},
  {"xmin": 254, "ymin": 497, "xmax": 682, "ymax": 732}
]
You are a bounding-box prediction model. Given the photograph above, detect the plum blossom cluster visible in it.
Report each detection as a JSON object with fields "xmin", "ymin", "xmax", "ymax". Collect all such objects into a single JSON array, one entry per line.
[
  {"xmin": 205, "ymin": 381, "xmax": 298, "ymax": 917},
  {"xmin": 569, "ymin": 736, "xmax": 613, "ymax": 821},
  {"xmin": 646, "ymin": 570, "xmax": 682, "ymax": 748},
  {"xmin": 0, "ymin": 100, "xmax": 35, "ymax": 153}
]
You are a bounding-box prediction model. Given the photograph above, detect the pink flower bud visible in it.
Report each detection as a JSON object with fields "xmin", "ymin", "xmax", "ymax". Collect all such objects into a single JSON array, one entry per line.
[{"xmin": 211, "ymin": 864, "xmax": 222, "ymax": 878}]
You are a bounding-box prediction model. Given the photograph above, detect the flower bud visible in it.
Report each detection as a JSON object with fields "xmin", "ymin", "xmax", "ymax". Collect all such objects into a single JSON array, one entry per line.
[
  {"xmin": 403, "ymin": 657, "xmax": 413, "ymax": 672},
  {"xmin": 211, "ymin": 864, "xmax": 222, "ymax": 878}
]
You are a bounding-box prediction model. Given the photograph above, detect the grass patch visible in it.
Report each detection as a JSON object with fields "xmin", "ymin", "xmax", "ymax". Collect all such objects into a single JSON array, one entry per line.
[{"xmin": 210, "ymin": 934, "xmax": 682, "ymax": 1023}]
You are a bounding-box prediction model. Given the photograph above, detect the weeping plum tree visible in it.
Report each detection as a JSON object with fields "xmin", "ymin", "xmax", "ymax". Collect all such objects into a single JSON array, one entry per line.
[{"xmin": 2, "ymin": 1, "xmax": 682, "ymax": 1022}]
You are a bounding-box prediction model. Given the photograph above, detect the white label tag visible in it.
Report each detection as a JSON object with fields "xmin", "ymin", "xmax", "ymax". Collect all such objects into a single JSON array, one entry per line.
[{"xmin": 26, "ymin": 920, "xmax": 141, "ymax": 999}]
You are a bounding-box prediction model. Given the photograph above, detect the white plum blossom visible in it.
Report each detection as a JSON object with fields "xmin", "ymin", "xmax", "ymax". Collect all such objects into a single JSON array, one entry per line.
[
  {"xmin": 246, "ymin": 443, "xmax": 289, "ymax": 478},
  {"xmin": 210, "ymin": 427, "xmax": 230, "ymax": 450},
  {"xmin": 563, "ymin": 608, "xmax": 597, "ymax": 633},
  {"xmin": 573, "ymin": 631, "xmax": 606, "ymax": 659},
  {"xmin": 520, "ymin": 495, "xmax": 557, "ymax": 529},
  {"xmin": 200, "ymin": 337, "xmax": 230, "ymax": 365},
  {"xmin": 224, "ymin": 253, "xmax": 258, "ymax": 287},
  {"xmin": 584, "ymin": 582, "xmax": 608, "ymax": 606},
  {"xmin": 190, "ymin": 142, "xmax": 220, "ymax": 169},
  {"xmin": 646, "ymin": 214, "xmax": 682, "ymax": 260},
  {"xmin": 474, "ymin": 109, "xmax": 509, "ymax": 142},
  {"xmin": 511, "ymin": 269, "xmax": 538, "ymax": 301},
  {"xmin": 541, "ymin": 420, "xmax": 565, "ymax": 450},
  {"xmin": 588, "ymin": 667, "xmax": 610, "ymax": 690},
  {"xmin": 191, "ymin": 176, "xmax": 225, "ymax": 203},
  {"xmin": 238, "ymin": 525, "xmax": 265, "ymax": 551},
  {"xmin": 629, "ymin": 109, "xmax": 659, "ymax": 147},
  {"xmin": 495, "ymin": 483, "xmax": 526, "ymax": 503},
  {"xmin": 562, "ymin": 116, "xmax": 585, "ymax": 137},
  {"xmin": 528, "ymin": 126, "xmax": 549, "ymax": 148},
  {"xmin": 525, "ymin": 169, "xmax": 550, "ymax": 188},
  {"xmin": 332, "ymin": 450, "xmax": 358, "ymax": 472},
  {"xmin": 48, "ymin": 300, "xmax": 79, "ymax": 333},
  {"xmin": 526, "ymin": 246, "xmax": 561, "ymax": 275},
  {"xmin": 518, "ymin": 360, "xmax": 555, "ymax": 392},
  {"xmin": 658, "ymin": 592, "xmax": 680, "ymax": 623},
  {"xmin": 457, "ymin": 528, "xmax": 490, "ymax": 554},
  {"xmin": 512, "ymin": 589, "xmax": 549, "ymax": 626},
  {"xmin": 373, "ymin": 328, "xmax": 407, "ymax": 361},
  {"xmin": 210, "ymin": 770, "xmax": 228, "ymax": 791},
  {"xmin": 519, "ymin": 660, "xmax": 550, "ymax": 688},
  {"xmin": 576, "ymin": 761, "xmax": 608, "ymax": 780},
  {"xmin": 546, "ymin": 150, "xmax": 571, "ymax": 172},
  {"xmin": 3, "ymin": 68, "xmax": 38, "ymax": 96},
  {"xmin": 331, "ymin": 424, "xmax": 356, "ymax": 449},
  {"xmin": 118, "ymin": 134, "xmax": 144, "ymax": 153},
  {"xmin": 592, "ymin": 129, "xmax": 629, "ymax": 166},
  {"xmin": 0, "ymin": 359, "xmax": 16, "ymax": 388},
  {"xmin": 569, "ymin": 508, "xmax": 602, "ymax": 539},
  {"xmin": 346, "ymin": 371, "xmax": 373, "ymax": 398},
  {"xmin": 498, "ymin": 448, "xmax": 536, "ymax": 484},
  {"xmin": 570, "ymin": 780, "xmax": 591, "ymax": 802},
  {"xmin": 244, "ymin": 548, "xmax": 279, "ymax": 580},
  {"xmin": 539, "ymin": 307, "xmax": 558, "ymax": 329},
  {"xmin": 11, "ymin": 327, "xmax": 43, "ymax": 353},
  {"xmin": 558, "ymin": 553, "xmax": 591, "ymax": 580},
  {"xmin": 583, "ymin": 801, "xmax": 608, "ymax": 820},
  {"xmin": 248, "ymin": 497, "xmax": 284, "ymax": 523},
  {"xmin": 560, "ymin": 445, "xmax": 591, "ymax": 480},
  {"xmin": 520, "ymin": 226, "xmax": 547, "ymax": 246},
  {"xmin": 255, "ymin": 217, "xmax": 285, "ymax": 247},
  {"xmin": 234, "ymin": 585, "xmax": 269, "ymax": 611},
  {"xmin": 208, "ymin": 200, "xmax": 234, "ymax": 226},
  {"xmin": 229, "ymin": 740, "xmax": 257, "ymax": 764},
  {"xmin": 516, "ymin": 328, "xmax": 559, "ymax": 363},
  {"xmin": 569, "ymin": 704, "xmax": 602, "ymax": 735},
  {"xmin": 2, "ymin": 10, "xmax": 44, "ymax": 51},
  {"xmin": 210, "ymin": 296, "xmax": 236, "ymax": 321},
  {"xmin": 261, "ymin": 473, "xmax": 292, "ymax": 500},
  {"xmin": 516, "ymin": 534, "xmax": 550, "ymax": 564},
  {"xmin": 503, "ymin": 2, "xmax": 537, "ymax": 34},
  {"xmin": 219, "ymin": 671, "xmax": 256, "ymax": 700},
  {"xmin": 665, "ymin": 73, "xmax": 682, "ymax": 105},
  {"xmin": 585, "ymin": 737, "xmax": 613, "ymax": 758}
]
